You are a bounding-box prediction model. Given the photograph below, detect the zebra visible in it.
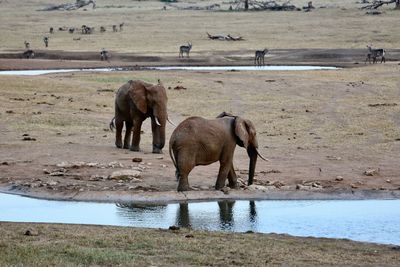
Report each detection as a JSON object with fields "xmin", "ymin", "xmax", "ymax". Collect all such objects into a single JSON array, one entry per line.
[
  {"xmin": 366, "ymin": 45, "xmax": 385, "ymax": 64},
  {"xmin": 43, "ymin": 36, "xmax": 49, "ymax": 48},
  {"xmin": 179, "ymin": 42, "xmax": 192, "ymax": 58},
  {"xmin": 254, "ymin": 49, "xmax": 268, "ymax": 66}
]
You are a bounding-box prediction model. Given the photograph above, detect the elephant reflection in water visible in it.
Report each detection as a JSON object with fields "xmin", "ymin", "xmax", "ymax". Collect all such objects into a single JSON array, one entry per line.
[{"xmin": 175, "ymin": 201, "xmax": 258, "ymax": 230}]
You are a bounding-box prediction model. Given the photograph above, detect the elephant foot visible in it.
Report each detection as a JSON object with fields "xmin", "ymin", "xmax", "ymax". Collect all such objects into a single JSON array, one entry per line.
[
  {"xmin": 123, "ymin": 144, "xmax": 130, "ymax": 149},
  {"xmin": 130, "ymin": 145, "xmax": 140, "ymax": 152},
  {"xmin": 115, "ymin": 142, "xmax": 123, "ymax": 149},
  {"xmin": 152, "ymin": 148, "xmax": 163, "ymax": 154},
  {"xmin": 228, "ymin": 182, "xmax": 238, "ymax": 189},
  {"xmin": 177, "ymin": 183, "xmax": 190, "ymax": 192},
  {"xmin": 215, "ymin": 183, "xmax": 225, "ymax": 190}
]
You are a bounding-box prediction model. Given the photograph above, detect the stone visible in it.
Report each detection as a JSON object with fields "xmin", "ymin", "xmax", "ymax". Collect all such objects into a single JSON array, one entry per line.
[
  {"xmin": 109, "ymin": 169, "xmax": 141, "ymax": 180},
  {"xmin": 335, "ymin": 176, "xmax": 344, "ymax": 181},
  {"xmin": 132, "ymin": 158, "xmax": 143, "ymax": 163},
  {"xmin": 24, "ymin": 229, "xmax": 39, "ymax": 236},
  {"xmin": 247, "ymin": 184, "xmax": 270, "ymax": 192},
  {"xmin": 364, "ymin": 168, "xmax": 380, "ymax": 176},
  {"xmin": 169, "ymin": 225, "xmax": 180, "ymax": 231}
]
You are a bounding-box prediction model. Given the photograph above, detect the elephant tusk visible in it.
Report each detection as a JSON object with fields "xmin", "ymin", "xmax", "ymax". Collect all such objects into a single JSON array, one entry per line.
[
  {"xmin": 256, "ymin": 149, "xmax": 269, "ymax": 162},
  {"xmin": 167, "ymin": 118, "xmax": 176, "ymax": 127},
  {"xmin": 155, "ymin": 117, "xmax": 161, "ymax": 126}
]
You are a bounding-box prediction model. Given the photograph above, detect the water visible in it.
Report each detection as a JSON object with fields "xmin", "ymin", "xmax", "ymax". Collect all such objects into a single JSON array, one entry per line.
[
  {"xmin": 0, "ymin": 65, "xmax": 338, "ymax": 76},
  {"xmin": 0, "ymin": 193, "xmax": 399, "ymax": 245}
]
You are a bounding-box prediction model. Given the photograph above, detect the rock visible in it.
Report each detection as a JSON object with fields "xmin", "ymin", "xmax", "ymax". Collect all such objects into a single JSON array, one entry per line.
[
  {"xmin": 364, "ymin": 168, "xmax": 380, "ymax": 176},
  {"xmin": 350, "ymin": 184, "xmax": 358, "ymax": 189},
  {"xmin": 47, "ymin": 180, "xmax": 58, "ymax": 186},
  {"xmin": 147, "ymin": 162, "xmax": 152, "ymax": 166},
  {"xmin": 247, "ymin": 184, "xmax": 270, "ymax": 192},
  {"xmin": 22, "ymin": 136, "xmax": 36, "ymax": 141},
  {"xmin": 169, "ymin": 225, "xmax": 180, "ymax": 231},
  {"xmin": 199, "ymin": 185, "xmax": 210, "ymax": 190},
  {"xmin": 326, "ymin": 155, "xmax": 341, "ymax": 160},
  {"xmin": 109, "ymin": 169, "xmax": 141, "ymax": 180},
  {"xmin": 335, "ymin": 176, "xmax": 344, "ymax": 181},
  {"xmin": 296, "ymin": 184, "xmax": 308, "ymax": 190},
  {"xmin": 185, "ymin": 234, "xmax": 194, "ymax": 238},
  {"xmin": 272, "ymin": 181, "xmax": 285, "ymax": 188},
  {"xmin": 160, "ymin": 164, "xmax": 167, "ymax": 168},
  {"xmin": 132, "ymin": 158, "xmax": 142, "ymax": 163},
  {"xmin": 156, "ymin": 156, "xmax": 164, "ymax": 160},
  {"xmin": 221, "ymin": 187, "xmax": 230, "ymax": 194},
  {"xmin": 386, "ymin": 179, "xmax": 392, "ymax": 183},
  {"xmin": 49, "ymin": 171, "xmax": 66, "ymax": 176}
]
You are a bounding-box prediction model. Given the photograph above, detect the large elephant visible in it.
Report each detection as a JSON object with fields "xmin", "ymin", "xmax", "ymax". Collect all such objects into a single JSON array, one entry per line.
[
  {"xmin": 169, "ymin": 112, "xmax": 267, "ymax": 191},
  {"xmin": 110, "ymin": 79, "xmax": 172, "ymax": 154}
]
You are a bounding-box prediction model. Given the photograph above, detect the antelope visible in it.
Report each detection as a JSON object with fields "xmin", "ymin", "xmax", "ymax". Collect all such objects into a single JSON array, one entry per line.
[
  {"xmin": 24, "ymin": 41, "xmax": 30, "ymax": 49},
  {"xmin": 100, "ymin": 26, "xmax": 106, "ymax": 32},
  {"xmin": 366, "ymin": 45, "xmax": 385, "ymax": 64},
  {"xmin": 43, "ymin": 36, "xmax": 49, "ymax": 48},
  {"xmin": 179, "ymin": 42, "xmax": 192, "ymax": 58},
  {"xmin": 254, "ymin": 48, "xmax": 268, "ymax": 66},
  {"xmin": 49, "ymin": 27, "xmax": 54, "ymax": 34},
  {"xmin": 100, "ymin": 48, "xmax": 109, "ymax": 61},
  {"xmin": 69, "ymin": 28, "xmax": 75, "ymax": 34},
  {"xmin": 119, "ymin": 22, "xmax": 124, "ymax": 31}
]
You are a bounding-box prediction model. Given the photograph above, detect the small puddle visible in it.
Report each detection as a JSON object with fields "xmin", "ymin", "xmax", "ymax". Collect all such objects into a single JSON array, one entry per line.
[
  {"xmin": 0, "ymin": 65, "xmax": 338, "ymax": 76},
  {"xmin": 0, "ymin": 193, "xmax": 399, "ymax": 245}
]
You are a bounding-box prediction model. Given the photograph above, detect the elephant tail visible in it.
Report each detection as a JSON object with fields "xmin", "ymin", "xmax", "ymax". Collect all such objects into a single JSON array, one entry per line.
[
  {"xmin": 169, "ymin": 144, "xmax": 177, "ymax": 169},
  {"xmin": 109, "ymin": 117, "xmax": 115, "ymax": 132}
]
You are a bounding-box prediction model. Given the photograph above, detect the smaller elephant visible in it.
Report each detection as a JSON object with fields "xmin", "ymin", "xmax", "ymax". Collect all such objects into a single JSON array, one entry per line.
[
  {"xmin": 169, "ymin": 112, "xmax": 267, "ymax": 191},
  {"xmin": 110, "ymin": 80, "xmax": 173, "ymax": 154}
]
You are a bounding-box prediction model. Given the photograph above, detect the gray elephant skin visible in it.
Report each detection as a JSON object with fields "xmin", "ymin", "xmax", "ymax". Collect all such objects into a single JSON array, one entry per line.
[
  {"xmin": 169, "ymin": 112, "xmax": 267, "ymax": 191},
  {"xmin": 110, "ymin": 80, "xmax": 170, "ymax": 154}
]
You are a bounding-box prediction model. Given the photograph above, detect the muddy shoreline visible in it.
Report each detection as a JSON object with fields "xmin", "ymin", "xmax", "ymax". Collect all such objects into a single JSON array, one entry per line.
[
  {"xmin": 2, "ymin": 186, "xmax": 400, "ymax": 204},
  {"xmin": 2, "ymin": 48, "xmax": 399, "ymax": 71}
]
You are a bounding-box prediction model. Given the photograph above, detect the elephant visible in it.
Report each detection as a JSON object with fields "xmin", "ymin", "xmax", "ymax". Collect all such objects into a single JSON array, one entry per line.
[
  {"xmin": 169, "ymin": 112, "xmax": 267, "ymax": 191},
  {"xmin": 110, "ymin": 79, "xmax": 173, "ymax": 154}
]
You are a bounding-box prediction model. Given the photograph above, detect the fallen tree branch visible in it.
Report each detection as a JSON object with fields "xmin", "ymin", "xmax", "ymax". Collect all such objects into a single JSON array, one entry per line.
[
  {"xmin": 39, "ymin": 0, "xmax": 96, "ymax": 11},
  {"xmin": 361, "ymin": 0, "xmax": 396, "ymax": 9},
  {"xmin": 206, "ymin": 32, "xmax": 244, "ymax": 41}
]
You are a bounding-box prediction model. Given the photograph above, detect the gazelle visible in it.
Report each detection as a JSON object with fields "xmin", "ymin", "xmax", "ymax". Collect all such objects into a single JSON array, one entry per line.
[
  {"xmin": 366, "ymin": 45, "xmax": 386, "ymax": 64},
  {"xmin": 179, "ymin": 42, "xmax": 192, "ymax": 58},
  {"xmin": 254, "ymin": 49, "xmax": 268, "ymax": 66}
]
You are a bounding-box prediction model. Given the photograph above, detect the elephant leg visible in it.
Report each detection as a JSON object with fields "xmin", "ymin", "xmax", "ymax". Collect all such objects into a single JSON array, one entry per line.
[
  {"xmin": 215, "ymin": 158, "xmax": 232, "ymax": 190},
  {"xmin": 227, "ymin": 165, "xmax": 238, "ymax": 189},
  {"xmin": 123, "ymin": 120, "xmax": 132, "ymax": 149},
  {"xmin": 115, "ymin": 117, "xmax": 124, "ymax": 148},
  {"xmin": 130, "ymin": 119, "xmax": 142, "ymax": 151},
  {"xmin": 176, "ymin": 154, "xmax": 195, "ymax": 191}
]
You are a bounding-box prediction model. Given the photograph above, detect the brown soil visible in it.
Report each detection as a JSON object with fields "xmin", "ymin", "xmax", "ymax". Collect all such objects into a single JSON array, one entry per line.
[{"xmin": 1, "ymin": 49, "xmax": 400, "ymax": 203}]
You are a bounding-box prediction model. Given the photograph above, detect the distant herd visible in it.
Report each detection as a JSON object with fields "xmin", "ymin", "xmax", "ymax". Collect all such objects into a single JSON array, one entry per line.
[{"xmin": 21, "ymin": 23, "xmax": 387, "ymax": 65}]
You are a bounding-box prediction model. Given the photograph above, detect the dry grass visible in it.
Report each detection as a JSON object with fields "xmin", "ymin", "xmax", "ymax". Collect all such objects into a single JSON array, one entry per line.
[
  {"xmin": 0, "ymin": 0, "xmax": 399, "ymax": 56},
  {"xmin": 0, "ymin": 222, "xmax": 399, "ymax": 266}
]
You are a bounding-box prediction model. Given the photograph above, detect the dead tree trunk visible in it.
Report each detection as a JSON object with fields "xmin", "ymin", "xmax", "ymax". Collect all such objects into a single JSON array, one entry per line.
[{"xmin": 39, "ymin": 0, "xmax": 96, "ymax": 11}]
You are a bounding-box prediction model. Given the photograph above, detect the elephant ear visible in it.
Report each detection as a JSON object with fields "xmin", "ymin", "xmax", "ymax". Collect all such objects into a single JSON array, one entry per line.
[
  {"xmin": 234, "ymin": 118, "xmax": 258, "ymax": 149},
  {"xmin": 234, "ymin": 118, "xmax": 249, "ymax": 149},
  {"xmin": 129, "ymin": 82, "xmax": 147, "ymax": 114}
]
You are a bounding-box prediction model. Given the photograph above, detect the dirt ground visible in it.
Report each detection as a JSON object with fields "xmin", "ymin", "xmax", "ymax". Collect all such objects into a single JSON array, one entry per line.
[{"xmin": 0, "ymin": 0, "xmax": 400, "ymax": 202}]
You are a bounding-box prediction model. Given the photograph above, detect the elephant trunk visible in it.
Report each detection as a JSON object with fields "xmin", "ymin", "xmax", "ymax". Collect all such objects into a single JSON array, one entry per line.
[
  {"xmin": 247, "ymin": 146, "xmax": 258, "ymax": 186},
  {"xmin": 152, "ymin": 108, "xmax": 166, "ymax": 153}
]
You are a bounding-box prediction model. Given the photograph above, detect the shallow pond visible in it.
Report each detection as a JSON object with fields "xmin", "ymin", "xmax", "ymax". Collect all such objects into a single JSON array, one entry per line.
[
  {"xmin": 0, "ymin": 65, "xmax": 338, "ymax": 76},
  {"xmin": 0, "ymin": 193, "xmax": 399, "ymax": 245}
]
